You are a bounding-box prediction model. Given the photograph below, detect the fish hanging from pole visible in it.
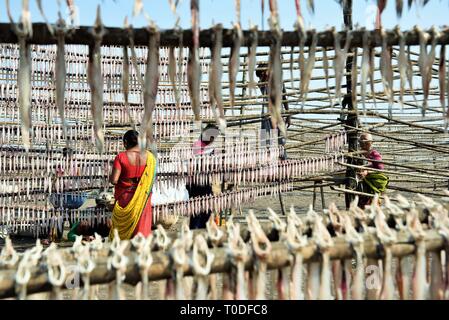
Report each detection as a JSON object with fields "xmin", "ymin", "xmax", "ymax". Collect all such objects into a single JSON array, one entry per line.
[
  {"xmin": 88, "ymin": 6, "xmax": 105, "ymax": 153},
  {"xmin": 376, "ymin": 0, "xmax": 387, "ymax": 29},
  {"xmin": 396, "ymin": 0, "xmax": 404, "ymax": 18},
  {"xmin": 295, "ymin": 0, "xmax": 306, "ymax": 100},
  {"xmin": 187, "ymin": 0, "xmax": 201, "ymax": 121},
  {"xmin": 36, "ymin": 0, "xmax": 54, "ymax": 34},
  {"xmin": 66, "ymin": 0, "xmax": 77, "ymax": 26},
  {"xmin": 268, "ymin": 0, "xmax": 286, "ymax": 138},
  {"xmin": 379, "ymin": 28, "xmax": 394, "ymax": 118},
  {"xmin": 209, "ymin": 24, "xmax": 226, "ymax": 132},
  {"xmin": 301, "ymin": 29, "xmax": 318, "ymax": 110},
  {"xmin": 247, "ymin": 24, "xmax": 258, "ymax": 97},
  {"xmin": 168, "ymin": 0, "xmax": 182, "ymax": 109},
  {"xmin": 55, "ymin": 15, "xmax": 69, "ymax": 146},
  {"xmin": 360, "ymin": 29, "xmax": 370, "ymax": 114},
  {"xmin": 6, "ymin": 0, "xmax": 33, "ymax": 152},
  {"xmin": 229, "ymin": 0, "xmax": 243, "ymax": 116},
  {"xmin": 396, "ymin": 26, "xmax": 408, "ymax": 110},
  {"xmin": 333, "ymin": 28, "xmax": 352, "ymax": 108},
  {"xmin": 140, "ymin": 24, "xmax": 160, "ymax": 154},
  {"xmin": 122, "ymin": 18, "xmax": 134, "ymax": 129}
]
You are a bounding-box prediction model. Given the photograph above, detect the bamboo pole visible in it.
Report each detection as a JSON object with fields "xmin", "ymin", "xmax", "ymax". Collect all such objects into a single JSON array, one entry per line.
[
  {"xmin": 0, "ymin": 230, "xmax": 444, "ymax": 299},
  {"xmin": 0, "ymin": 23, "xmax": 448, "ymax": 48}
]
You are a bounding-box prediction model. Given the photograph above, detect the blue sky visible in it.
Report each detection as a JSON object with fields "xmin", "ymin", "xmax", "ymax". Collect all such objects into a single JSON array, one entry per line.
[{"xmin": 1, "ymin": 0, "xmax": 448, "ymax": 30}]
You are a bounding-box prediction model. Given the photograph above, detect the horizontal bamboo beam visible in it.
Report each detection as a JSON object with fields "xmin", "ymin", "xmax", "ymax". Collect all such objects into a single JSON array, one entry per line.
[
  {"xmin": 0, "ymin": 230, "xmax": 444, "ymax": 299},
  {"xmin": 0, "ymin": 24, "xmax": 448, "ymax": 48}
]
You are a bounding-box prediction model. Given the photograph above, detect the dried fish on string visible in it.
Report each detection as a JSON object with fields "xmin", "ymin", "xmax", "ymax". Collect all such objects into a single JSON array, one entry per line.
[
  {"xmin": 6, "ymin": 0, "xmax": 33, "ymax": 151},
  {"xmin": 360, "ymin": 29, "xmax": 370, "ymax": 113},
  {"xmin": 368, "ymin": 41, "xmax": 378, "ymax": 109},
  {"xmin": 87, "ymin": 7, "xmax": 105, "ymax": 153},
  {"xmin": 54, "ymin": 17, "xmax": 69, "ymax": 145},
  {"xmin": 139, "ymin": 24, "xmax": 160, "ymax": 153},
  {"xmin": 248, "ymin": 24, "xmax": 259, "ymax": 97},
  {"xmin": 36, "ymin": 0, "xmax": 54, "ymax": 35},
  {"xmin": 322, "ymin": 45, "xmax": 333, "ymax": 107},
  {"xmin": 408, "ymin": 209, "xmax": 428, "ymax": 300},
  {"xmin": 301, "ymin": 30, "xmax": 318, "ymax": 110},
  {"xmin": 187, "ymin": 0, "xmax": 201, "ymax": 121},
  {"xmin": 333, "ymin": 28, "xmax": 352, "ymax": 107},
  {"xmin": 229, "ymin": 1, "xmax": 243, "ymax": 115},
  {"xmin": 294, "ymin": 0, "xmax": 306, "ymax": 99},
  {"xmin": 209, "ymin": 24, "xmax": 226, "ymax": 132},
  {"xmin": 375, "ymin": 202, "xmax": 397, "ymax": 300},
  {"xmin": 396, "ymin": 0, "xmax": 404, "ymax": 18},
  {"xmin": 396, "ymin": 26, "xmax": 408, "ymax": 110},
  {"xmin": 379, "ymin": 28, "xmax": 394, "ymax": 117},
  {"xmin": 267, "ymin": 0, "xmax": 286, "ymax": 138},
  {"xmin": 417, "ymin": 26, "xmax": 439, "ymax": 116},
  {"xmin": 306, "ymin": 0, "xmax": 315, "ymax": 14}
]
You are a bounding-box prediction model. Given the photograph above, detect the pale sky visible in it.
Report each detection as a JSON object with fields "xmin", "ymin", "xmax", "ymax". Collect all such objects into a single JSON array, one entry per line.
[{"xmin": 1, "ymin": 0, "xmax": 448, "ymax": 31}]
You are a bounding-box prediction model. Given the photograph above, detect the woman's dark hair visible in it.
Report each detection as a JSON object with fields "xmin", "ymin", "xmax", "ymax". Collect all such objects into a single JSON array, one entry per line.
[
  {"xmin": 256, "ymin": 62, "xmax": 269, "ymax": 79},
  {"xmin": 201, "ymin": 124, "xmax": 220, "ymax": 144},
  {"xmin": 62, "ymin": 147, "xmax": 74, "ymax": 158},
  {"xmin": 123, "ymin": 130, "xmax": 139, "ymax": 149}
]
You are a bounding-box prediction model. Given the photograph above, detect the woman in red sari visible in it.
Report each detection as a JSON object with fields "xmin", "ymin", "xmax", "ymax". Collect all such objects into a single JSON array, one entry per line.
[{"xmin": 109, "ymin": 130, "xmax": 157, "ymax": 239}]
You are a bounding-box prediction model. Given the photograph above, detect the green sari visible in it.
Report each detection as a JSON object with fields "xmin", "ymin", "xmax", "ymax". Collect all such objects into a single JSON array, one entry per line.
[{"xmin": 363, "ymin": 172, "xmax": 389, "ymax": 194}]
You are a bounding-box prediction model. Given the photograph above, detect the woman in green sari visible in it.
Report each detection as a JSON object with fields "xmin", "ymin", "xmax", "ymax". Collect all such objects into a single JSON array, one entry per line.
[{"xmin": 358, "ymin": 133, "xmax": 389, "ymax": 208}]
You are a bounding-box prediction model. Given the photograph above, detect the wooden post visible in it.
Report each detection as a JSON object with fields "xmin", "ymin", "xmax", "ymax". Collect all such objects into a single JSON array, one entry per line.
[{"xmin": 343, "ymin": 0, "xmax": 360, "ymax": 209}]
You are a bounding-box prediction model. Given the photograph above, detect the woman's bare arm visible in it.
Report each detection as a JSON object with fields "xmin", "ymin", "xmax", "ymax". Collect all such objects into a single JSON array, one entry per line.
[{"xmin": 109, "ymin": 167, "xmax": 121, "ymax": 185}]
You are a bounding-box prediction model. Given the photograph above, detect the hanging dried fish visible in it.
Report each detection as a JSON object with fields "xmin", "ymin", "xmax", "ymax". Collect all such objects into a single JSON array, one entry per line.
[
  {"xmin": 248, "ymin": 24, "xmax": 258, "ymax": 97},
  {"xmin": 417, "ymin": 26, "xmax": 438, "ymax": 116},
  {"xmin": 88, "ymin": 7, "xmax": 105, "ymax": 153},
  {"xmin": 229, "ymin": 14, "xmax": 243, "ymax": 114},
  {"xmin": 315, "ymin": 217, "xmax": 334, "ymax": 300},
  {"xmin": 408, "ymin": 209, "xmax": 429, "ymax": 300},
  {"xmin": 301, "ymin": 29, "xmax": 318, "ymax": 110},
  {"xmin": 36, "ymin": 0, "xmax": 54, "ymax": 35},
  {"xmin": 379, "ymin": 28, "xmax": 394, "ymax": 117},
  {"xmin": 139, "ymin": 24, "xmax": 160, "ymax": 153},
  {"xmin": 396, "ymin": 0, "xmax": 404, "ymax": 18},
  {"xmin": 376, "ymin": 0, "xmax": 387, "ymax": 29},
  {"xmin": 268, "ymin": 0, "xmax": 286, "ymax": 138},
  {"xmin": 187, "ymin": 0, "xmax": 201, "ymax": 121},
  {"xmin": 374, "ymin": 205, "xmax": 397, "ymax": 300},
  {"xmin": 396, "ymin": 26, "xmax": 408, "ymax": 110},
  {"xmin": 66, "ymin": 0, "xmax": 77, "ymax": 26},
  {"xmin": 322, "ymin": 45, "xmax": 333, "ymax": 107},
  {"xmin": 333, "ymin": 28, "xmax": 352, "ymax": 107},
  {"xmin": 209, "ymin": 24, "xmax": 226, "ymax": 132},
  {"xmin": 133, "ymin": 0, "xmax": 144, "ymax": 17},
  {"xmin": 360, "ymin": 29, "xmax": 370, "ymax": 113},
  {"xmin": 54, "ymin": 18, "xmax": 69, "ymax": 146},
  {"xmin": 294, "ymin": 1, "xmax": 306, "ymax": 99},
  {"xmin": 6, "ymin": 0, "xmax": 33, "ymax": 151},
  {"xmin": 306, "ymin": 0, "xmax": 315, "ymax": 14},
  {"xmin": 368, "ymin": 43, "xmax": 378, "ymax": 109}
]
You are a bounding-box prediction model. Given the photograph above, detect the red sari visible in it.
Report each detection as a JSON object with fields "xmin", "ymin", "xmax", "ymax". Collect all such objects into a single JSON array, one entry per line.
[{"xmin": 113, "ymin": 151, "xmax": 152, "ymax": 237}]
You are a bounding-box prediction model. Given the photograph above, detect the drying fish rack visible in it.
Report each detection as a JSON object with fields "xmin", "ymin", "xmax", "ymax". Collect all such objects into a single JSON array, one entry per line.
[
  {"xmin": 0, "ymin": 3, "xmax": 448, "ymax": 301},
  {"xmin": 1, "ymin": 192, "xmax": 449, "ymax": 300}
]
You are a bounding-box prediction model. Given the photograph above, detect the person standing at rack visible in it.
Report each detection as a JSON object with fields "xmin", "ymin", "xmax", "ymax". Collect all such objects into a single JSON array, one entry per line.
[
  {"xmin": 188, "ymin": 124, "xmax": 220, "ymax": 229},
  {"xmin": 256, "ymin": 62, "xmax": 291, "ymax": 160},
  {"xmin": 357, "ymin": 133, "xmax": 389, "ymax": 208},
  {"xmin": 109, "ymin": 130, "xmax": 157, "ymax": 239}
]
